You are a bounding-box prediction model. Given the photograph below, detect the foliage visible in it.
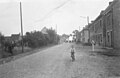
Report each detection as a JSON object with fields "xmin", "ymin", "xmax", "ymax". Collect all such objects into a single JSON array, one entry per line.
[
  {"xmin": 23, "ymin": 28, "xmax": 60, "ymax": 48},
  {"xmin": 0, "ymin": 33, "xmax": 16, "ymax": 57},
  {"xmin": 47, "ymin": 28, "xmax": 56, "ymax": 43},
  {"xmin": 0, "ymin": 29, "xmax": 60, "ymax": 58},
  {"xmin": 0, "ymin": 33, "xmax": 4, "ymax": 45}
]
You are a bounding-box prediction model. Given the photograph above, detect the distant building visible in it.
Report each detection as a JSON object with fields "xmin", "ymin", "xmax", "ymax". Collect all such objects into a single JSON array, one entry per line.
[
  {"xmin": 41, "ymin": 27, "xmax": 48, "ymax": 34},
  {"xmin": 89, "ymin": 11, "xmax": 104, "ymax": 46},
  {"xmin": 80, "ymin": 27, "xmax": 90, "ymax": 44},
  {"xmin": 69, "ymin": 36, "xmax": 73, "ymax": 42},
  {"xmin": 75, "ymin": 30, "xmax": 81, "ymax": 42}
]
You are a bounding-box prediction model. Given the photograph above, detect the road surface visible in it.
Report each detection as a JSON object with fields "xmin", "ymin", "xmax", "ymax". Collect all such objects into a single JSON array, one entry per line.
[{"xmin": 0, "ymin": 43, "xmax": 120, "ymax": 78}]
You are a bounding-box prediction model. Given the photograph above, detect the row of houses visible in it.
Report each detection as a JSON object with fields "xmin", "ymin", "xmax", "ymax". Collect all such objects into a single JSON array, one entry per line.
[{"xmin": 76, "ymin": 0, "xmax": 120, "ymax": 49}]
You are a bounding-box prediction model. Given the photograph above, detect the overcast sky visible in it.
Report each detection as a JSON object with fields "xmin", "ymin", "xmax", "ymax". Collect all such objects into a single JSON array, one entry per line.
[{"xmin": 0, "ymin": 0, "xmax": 113, "ymax": 36}]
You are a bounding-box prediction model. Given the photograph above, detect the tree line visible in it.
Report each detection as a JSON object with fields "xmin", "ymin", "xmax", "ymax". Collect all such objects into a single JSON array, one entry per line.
[
  {"xmin": 23, "ymin": 28, "xmax": 60, "ymax": 48},
  {"xmin": 0, "ymin": 28, "xmax": 60, "ymax": 57}
]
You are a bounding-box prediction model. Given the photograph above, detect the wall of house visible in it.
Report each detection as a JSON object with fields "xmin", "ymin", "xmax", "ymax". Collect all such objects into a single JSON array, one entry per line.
[
  {"xmin": 84, "ymin": 30, "xmax": 89, "ymax": 43},
  {"xmin": 76, "ymin": 31, "xmax": 81, "ymax": 42},
  {"xmin": 92, "ymin": 0, "xmax": 120, "ymax": 48},
  {"xmin": 93, "ymin": 16, "xmax": 104, "ymax": 46},
  {"xmin": 104, "ymin": 10, "xmax": 113, "ymax": 47},
  {"xmin": 89, "ymin": 24, "xmax": 94, "ymax": 42},
  {"xmin": 81, "ymin": 0, "xmax": 120, "ymax": 48},
  {"xmin": 113, "ymin": 0, "xmax": 120, "ymax": 48}
]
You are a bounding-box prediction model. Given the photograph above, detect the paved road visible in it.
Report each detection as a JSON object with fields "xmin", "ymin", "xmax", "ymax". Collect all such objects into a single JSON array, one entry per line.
[{"xmin": 0, "ymin": 43, "xmax": 120, "ymax": 78}]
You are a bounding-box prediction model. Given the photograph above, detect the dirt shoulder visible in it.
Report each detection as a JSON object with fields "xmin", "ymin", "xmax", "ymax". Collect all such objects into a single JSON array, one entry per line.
[
  {"xmin": 0, "ymin": 44, "xmax": 56, "ymax": 65},
  {"xmin": 74, "ymin": 43, "xmax": 120, "ymax": 77}
]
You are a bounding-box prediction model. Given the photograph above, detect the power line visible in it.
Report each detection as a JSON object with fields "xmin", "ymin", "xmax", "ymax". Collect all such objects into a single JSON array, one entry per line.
[{"xmin": 35, "ymin": 0, "xmax": 71, "ymax": 22}]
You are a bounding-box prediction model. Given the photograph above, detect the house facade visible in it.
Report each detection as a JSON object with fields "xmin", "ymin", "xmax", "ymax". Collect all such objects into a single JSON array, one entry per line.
[
  {"xmin": 41, "ymin": 27, "xmax": 48, "ymax": 34},
  {"xmin": 88, "ymin": 0, "xmax": 120, "ymax": 48},
  {"xmin": 101, "ymin": 0, "xmax": 120, "ymax": 48},
  {"xmin": 89, "ymin": 22, "xmax": 95, "ymax": 43},
  {"xmin": 80, "ymin": 27, "xmax": 89, "ymax": 44},
  {"xmin": 75, "ymin": 31, "xmax": 81, "ymax": 42},
  {"xmin": 92, "ymin": 11, "xmax": 104, "ymax": 46}
]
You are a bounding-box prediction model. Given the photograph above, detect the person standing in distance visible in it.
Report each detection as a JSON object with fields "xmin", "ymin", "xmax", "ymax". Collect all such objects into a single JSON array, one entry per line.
[{"xmin": 70, "ymin": 45, "xmax": 75, "ymax": 61}]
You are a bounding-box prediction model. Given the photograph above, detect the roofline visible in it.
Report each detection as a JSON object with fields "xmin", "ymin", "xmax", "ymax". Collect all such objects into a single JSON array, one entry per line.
[{"xmin": 103, "ymin": 0, "xmax": 118, "ymax": 15}]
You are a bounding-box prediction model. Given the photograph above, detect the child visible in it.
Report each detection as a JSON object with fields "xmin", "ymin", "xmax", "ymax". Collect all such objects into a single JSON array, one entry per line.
[{"xmin": 70, "ymin": 45, "xmax": 75, "ymax": 61}]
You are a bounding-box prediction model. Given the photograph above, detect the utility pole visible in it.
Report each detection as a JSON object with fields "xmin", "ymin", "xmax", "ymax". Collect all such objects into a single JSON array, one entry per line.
[
  {"xmin": 79, "ymin": 26, "xmax": 80, "ymax": 31},
  {"xmin": 87, "ymin": 16, "xmax": 90, "ymax": 44},
  {"xmin": 87, "ymin": 16, "xmax": 89, "ymax": 25},
  {"xmin": 56, "ymin": 24, "xmax": 57, "ymax": 34},
  {"xmin": 56, "ymin": 24, "xmax": 57, "ymax": 44},
  {"xmin": 20, "ymin": 2, "xmax": 24, "ymax": 53}
]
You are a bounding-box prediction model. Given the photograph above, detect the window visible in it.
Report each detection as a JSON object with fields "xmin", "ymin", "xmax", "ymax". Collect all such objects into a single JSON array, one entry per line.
[
  {"xmin": 107, "ymin": 13, "xmax": 112, "ymax": 26},
  {"xmin": 100, "ymin": 34, "xmax": 102, "ymax": 43},
  {"xmin": 95, "ymin": 23, "xmax": 98, "ymax": 33},
  {"xmin": 107, "ymin": 32, "xmax": 110, "ymax": 43},
  {"xmin": 100, "ymin": 20, "xmax": 102, "ymax": 27}
]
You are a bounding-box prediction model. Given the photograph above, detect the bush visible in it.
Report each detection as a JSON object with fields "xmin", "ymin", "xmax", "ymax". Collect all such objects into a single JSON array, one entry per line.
[{"xmin": 23, "ymin": 28, "xmax": 60, "ymax": 48}]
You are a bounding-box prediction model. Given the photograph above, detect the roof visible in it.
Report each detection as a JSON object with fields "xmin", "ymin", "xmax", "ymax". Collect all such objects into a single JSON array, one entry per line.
[{"xmin": 41, "ymin": 27, "xmax": 48, "ymax": 34}]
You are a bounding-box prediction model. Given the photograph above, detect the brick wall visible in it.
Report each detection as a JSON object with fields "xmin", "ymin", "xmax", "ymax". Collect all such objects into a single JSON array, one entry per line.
[{"xmin": 113, "ymin": 0, "xmax": 120, "ymax": 48}]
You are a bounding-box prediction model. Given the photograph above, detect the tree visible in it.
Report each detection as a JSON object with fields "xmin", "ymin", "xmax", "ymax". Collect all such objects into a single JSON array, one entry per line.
[
  {"xmin": 0, "ymin": 33, "xmax": 4, "ymax": 47},
  {"xmin": 0, "ymin": 33, "xmax": 5, "ymax": 57},
  {"xmin": 24, "ymin": 31, "xmax": 47, "ymax": 48},
  {"xmin": 23, "ymin": 28, "xmax": 60, "ymax": 48},
  {"xmin": 72, "ymin": 30, "xmax": 79, "ymax": 35},
  {"xmin": 47, "ymin": 29, "xmax": 56, "ymax": 43},
  {"xmin": 72, "ymin": 30, "xmax": 79, "ymax": 41}
]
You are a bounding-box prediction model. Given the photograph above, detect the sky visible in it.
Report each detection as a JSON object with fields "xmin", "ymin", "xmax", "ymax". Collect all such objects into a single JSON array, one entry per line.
[{"xmin": 0, "ymin": 0, "xmax": 113, "ymax": 36}]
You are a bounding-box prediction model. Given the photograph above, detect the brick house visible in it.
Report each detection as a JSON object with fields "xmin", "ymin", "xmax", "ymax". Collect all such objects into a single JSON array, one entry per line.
[
  {"xmin": 76, "ymin": 31, "xmax": 81, "ymax": 42},
  {"xmin": 94, "ymin": 11, "xmax": 104, "ymax": 46},
  {"xmin": 41, "ymin": 27, "xmax": 48, "ymax": 34},
  {"xmin": 102, "ymin": 0, "xmax": 120, "ymax": 48},
  {"xmin": 88, "ymin": 0, "xmax": 120, "ymax": 48},
  {"xmin": 104, "ymin": 0, "xmax": 120, "ymax": 48},
  {"xmin": 80, "ymin": 26, "xmax": 89, "ymax": 44},
  {"xmin": 112, "ymin": 0, "xmax": 120, "ymax": 48},
  {"xmin": 89, "ymin": 22, "xmax": 95, "ymax": 43}
]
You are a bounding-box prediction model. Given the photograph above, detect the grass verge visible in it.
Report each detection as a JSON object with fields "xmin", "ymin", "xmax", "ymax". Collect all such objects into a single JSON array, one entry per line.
[{"xmin": 0, "ymin": 44, "xmax": 55, "ymax": 65}]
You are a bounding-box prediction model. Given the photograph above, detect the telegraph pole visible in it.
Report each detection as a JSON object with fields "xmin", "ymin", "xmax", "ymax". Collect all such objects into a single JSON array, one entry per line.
[
  {"xmin": 20, "ymin": 2, "xmax": 24, "ymax": 53},
  {"xmin": 87, "ymin": 16, "xmax": 89, "ymax": 25},
  {"xmin": 56, "ymin": 24, "xmax": 57, "ymax": 34},
  {"xmin": 79, "ymin": 26, "xmax": 80, "ymax": 31},
  {"xmin": 56, "ymin": 24, "xmax": 57, "ymax": 44},
  {"xmin": 87, "ymin": 16, "xmax": 90, "ymax": 44}
]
